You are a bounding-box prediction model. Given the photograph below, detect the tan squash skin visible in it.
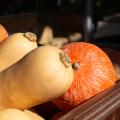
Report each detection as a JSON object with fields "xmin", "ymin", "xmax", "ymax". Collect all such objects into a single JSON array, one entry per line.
[
  {"xmin": 0, "ymin": 46, "xmax": 73, "ymax": 109},
  {"xmin": 0, "ymin": 32, "xmax": 37, "ymax": 72},
  {"xmin": 24, "ymin": 110, "xmax": 45, "ymax": 120},
  {"xmin": 38, "ymin": 26, "xmax": 53, "ymax": 45},
  {"xmin": 0, "ymin": 109, "xmax": 33, "ymax": 120}
]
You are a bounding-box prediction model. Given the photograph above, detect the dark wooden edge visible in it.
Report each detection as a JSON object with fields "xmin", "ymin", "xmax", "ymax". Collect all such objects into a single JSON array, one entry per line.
[
  {"xmin": 0, "ymin": 13, "xmax": 40, "ymax": 33},
  {"xmin": 0, "ymin": 12, "xmax": 83, "ymax": 34},
  {"xmin": 58, "ymin": 81, "xmax": 120, "ymax": 120}
]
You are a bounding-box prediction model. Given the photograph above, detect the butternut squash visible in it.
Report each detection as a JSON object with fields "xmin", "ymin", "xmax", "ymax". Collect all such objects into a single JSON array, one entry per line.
[
  {"xmin": 38, "ymin": 26, "xmax": 69, "ymax": 48},
  {"xmin": 0, "ymin": 109, "xmax": 32, "ymax": 120},
  {"xmin": 0, "ymin": 32, "xmax": 37, "ymax": 72},
  {"xmin": 0, "ymin": 46, "xmax": 73, "ymax": 109},
  {"xmin": 38, "ymin": 26, "xmax": 53, "ymax": 45},
  {"xmin": 24, "ymin": 110, "xmax": 45, "ymax": 120}
]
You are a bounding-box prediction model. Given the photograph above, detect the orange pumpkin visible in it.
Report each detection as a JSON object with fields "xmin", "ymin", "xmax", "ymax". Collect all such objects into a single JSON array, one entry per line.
[
  {"xmin": 0, "ymin": 24, "xmax": 8, "ymax": 42},
  {"xmin": 53, "ymin": 42, "xmax": 116, "ymax": 110}
]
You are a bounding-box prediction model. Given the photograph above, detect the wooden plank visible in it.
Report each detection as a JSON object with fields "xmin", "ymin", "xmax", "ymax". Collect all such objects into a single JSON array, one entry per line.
[{"xmin": 0, "ymin": 13, "xmax": 39, "ymax": 33}]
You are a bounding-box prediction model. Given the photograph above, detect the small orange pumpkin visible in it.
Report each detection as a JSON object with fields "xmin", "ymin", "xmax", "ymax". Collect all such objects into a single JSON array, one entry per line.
[
  {"xmin": 53, "ymin": 42, "xmax": 116, "ymax": 110},
  {"xmin": 0, "ymin": 24, "xmax": 8, "ymax": 42}
]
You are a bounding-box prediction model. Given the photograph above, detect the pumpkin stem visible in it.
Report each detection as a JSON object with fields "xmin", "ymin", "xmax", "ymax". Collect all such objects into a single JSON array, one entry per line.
[
  {"xmin": 24, "ymin": 32, "xmax": 37, "ymax": 42},
  {"xmin": 72, "ymin": 62, "xmax": 80, "ymax": 70},
  {"xmin": 59, "ymin": 52, "xmax": 71, "ymax": 68}
]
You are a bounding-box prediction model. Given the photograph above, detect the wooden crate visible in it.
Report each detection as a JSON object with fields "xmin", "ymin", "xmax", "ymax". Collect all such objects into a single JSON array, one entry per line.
[
  {"xmin": 0, "ymin": 13, "xmax": 40, "ymax": 33},
  {"xmin": 0, "ymin": 13, "xmax": 120, "ymax": 120}
]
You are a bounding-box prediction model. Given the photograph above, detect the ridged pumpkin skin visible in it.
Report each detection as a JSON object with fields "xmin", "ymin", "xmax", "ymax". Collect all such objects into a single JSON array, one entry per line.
[
  {"xmin": 0, "ymin": 24, "xmax": 8, "ymax": 42},
  {"xmin": 53, "ymin": 42, "xmax": 116, "ymax": 110}
]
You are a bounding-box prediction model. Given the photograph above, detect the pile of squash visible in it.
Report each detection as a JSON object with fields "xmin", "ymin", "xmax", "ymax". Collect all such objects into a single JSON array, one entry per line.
[{"xmin": 0, "ymin": 24, "xmax": 118, "ymax": 120}]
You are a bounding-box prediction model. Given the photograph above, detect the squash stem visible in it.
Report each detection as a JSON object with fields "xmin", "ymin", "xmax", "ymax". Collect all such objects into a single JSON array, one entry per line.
[
  {"xmin": 72, "ymin": 62, "xmax": 80, "ymax": 70},
  {"xmin": 59, "ymin": 52, "xmax": 71, "ymax": 68},
  {"xmin": 24, "ymin": 32, "xmax": 37, "ymax": 42}
]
